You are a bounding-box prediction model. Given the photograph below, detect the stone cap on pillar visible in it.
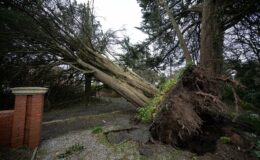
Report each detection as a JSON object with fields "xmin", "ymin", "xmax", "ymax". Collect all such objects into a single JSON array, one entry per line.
[{"xmin": 11, "ymin": 87, "xmax": 48, "ymax": 95}]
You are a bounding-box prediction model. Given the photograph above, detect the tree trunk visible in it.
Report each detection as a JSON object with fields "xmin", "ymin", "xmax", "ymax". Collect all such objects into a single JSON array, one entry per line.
[
  {"xmin": 161, "ymin": 0, "xmax": 192, "ymax": 63},
  {"xmin": 70, "ymin": 47, "xmax": 158, "ymax": 107},
  {"xmin": 84, "ymin": 73, "xmax": 92, "ymax": 106},
  {"xmin": 200, "ymin": 0, "xmax": 224, "ymax": 74}
]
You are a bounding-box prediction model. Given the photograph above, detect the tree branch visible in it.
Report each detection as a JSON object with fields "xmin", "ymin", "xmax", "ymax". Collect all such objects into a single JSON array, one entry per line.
[
  {"xmin": 159, "ymin": 0, "xmax": 192, "ymax": 63},
  {"xmin": 187, "ymin": 3, "xmax": 203, "ymax": 12}
]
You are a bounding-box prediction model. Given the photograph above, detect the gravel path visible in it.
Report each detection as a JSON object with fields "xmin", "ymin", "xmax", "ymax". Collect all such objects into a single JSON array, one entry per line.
[
  {"xmin": 37, "ymin": 97, "xmax": 142, "ymax": 160},
  {"xmin": 36, "ymin": 128, "xmax": 195, "ymax": 160},
  {"xmin": 43, "ymin": 98, "xmax": 135, "ymax": 122},
  {"xmin": 37, "ymin": 130, "xmax": 113, "ymax": 160},
  {"xmin": 41, "ymin": 98, "xmax": 136, "ymax": 140}
]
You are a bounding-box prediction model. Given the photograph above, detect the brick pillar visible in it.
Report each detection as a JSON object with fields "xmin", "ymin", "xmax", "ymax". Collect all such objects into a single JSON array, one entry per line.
[
  {"xmin": 0, "ymin": 110, "xmax": 14, "ymax": 146},
  {"xmin": 10, "ymin": 95, "xmax": 27, "ymax": 147},
  {"xmin": 11, "ymin": 87, "xmax": 48, "ymax": 148}
]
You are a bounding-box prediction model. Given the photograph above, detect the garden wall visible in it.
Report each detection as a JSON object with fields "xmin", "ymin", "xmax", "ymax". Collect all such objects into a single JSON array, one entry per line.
[
  {"xmin": 0, "ymin": 110, "xmax": 14, "ymax": 146},
  {"xmin": 0, "ymin": 87, "xmax": 47, "ymax": 149}
]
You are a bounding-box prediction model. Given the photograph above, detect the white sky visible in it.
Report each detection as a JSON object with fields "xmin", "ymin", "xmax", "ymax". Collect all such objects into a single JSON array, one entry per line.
[{"xmin": 77, "ymin": 0, "xmax": 147, "ymax": 43}]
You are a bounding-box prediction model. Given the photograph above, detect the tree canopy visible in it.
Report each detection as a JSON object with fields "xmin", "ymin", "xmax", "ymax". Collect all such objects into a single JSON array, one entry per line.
[
  {"xmin": 136, "ymin": 0, "xmax": 259, "ymax": 72},
  {"xmin": 1, "ymin": 0, "xmax": 259, "ymax": 106},
  {"xmin": 0, "ymin": 0, "xmax": 158, "ymax": 107}
]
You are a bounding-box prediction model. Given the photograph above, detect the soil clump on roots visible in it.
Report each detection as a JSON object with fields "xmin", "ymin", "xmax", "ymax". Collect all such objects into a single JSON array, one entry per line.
[{"xmin": 150, "ymin": 65, "xmax": 244, "ymax": 155}]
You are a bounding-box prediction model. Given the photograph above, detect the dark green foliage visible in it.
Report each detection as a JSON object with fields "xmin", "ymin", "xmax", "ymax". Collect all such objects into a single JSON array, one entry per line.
[
  {"xmin": 238, "ymin": 111, "xmax": 260, "ymax": 134},
  {"xmin": 136, "ymin": 0, "xmax": 202, "ymax": 69},
  {"xmin": 255, "ymin": 140, "xmax": 260, "ymax": 159},
  {"xmin": 240, "ymin": 101, "xmax": 255, "ymax": 110},
  {"xmin": 137, "ymin": 0, "xmax": 259, "ymax": 73},
  {"xmin": 222, "ymin": 60, "xmax": 260, "ymax": 134},
  {"xmin": 119, "ymin": 37, "xmax": 163, "ymax": 85},
  {"xmin": 222, "ymin": 85, "xmax": 234, "ymax": 100},
  {"xmin": 224, "ymin": 60, "xmax": 260, "ymax": 109},
  {"xmin": 0, "ymin": 52, "xmax": 85, "ymax": 110},
  {"xmin": 0, "ymin": 0, "xmax": 117, "ymax": 110}
]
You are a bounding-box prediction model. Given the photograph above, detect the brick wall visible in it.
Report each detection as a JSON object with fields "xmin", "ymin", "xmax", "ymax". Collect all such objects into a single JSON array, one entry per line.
[
  {"xmin": 0, "ymin": 95, "xmax": 45, "ymax": 148},
  {"xmin": 0, "ymin": 110, "xmax": 14, "ymax": 146},
  {"xmin": 10, "ymin": 94, "xmax": 45, "ymax": 148},
  {"xmin": 1, "ymin": 87, "xmax": 47, "ymax": 149}
]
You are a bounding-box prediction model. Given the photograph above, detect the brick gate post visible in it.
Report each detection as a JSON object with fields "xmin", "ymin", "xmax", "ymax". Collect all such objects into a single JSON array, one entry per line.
[{"xmin": 11, "ymin": 87, "xmax": 48, "ymax": 148}]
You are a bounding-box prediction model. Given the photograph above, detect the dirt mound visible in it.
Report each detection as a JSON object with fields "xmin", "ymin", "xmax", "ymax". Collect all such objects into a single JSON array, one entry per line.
[{"xmin": 150, "ymin": 66, "xmax": 229, "ymax": 151}]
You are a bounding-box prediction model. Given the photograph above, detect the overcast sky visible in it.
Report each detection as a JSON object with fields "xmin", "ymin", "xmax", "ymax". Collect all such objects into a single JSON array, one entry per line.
[{"xmin": 77, "ymin": 0, "xmax": 147, "ymax": 43}]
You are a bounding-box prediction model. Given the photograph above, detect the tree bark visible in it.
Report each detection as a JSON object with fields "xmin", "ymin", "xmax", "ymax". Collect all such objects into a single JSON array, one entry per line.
[
  {"xmin": 76, "ymin": 58, "xmax": 157, "ymax": 107},
  {"xmin": 56, "ymin": 41, "xmax": 157, "ymax": 107},
  {"xmin": 84, "ymin": 73, "xmax": 92, "ymax": 106},
  {"xmin": 200, "ymin": 0, "xmax": 224, "ymax": 74}
]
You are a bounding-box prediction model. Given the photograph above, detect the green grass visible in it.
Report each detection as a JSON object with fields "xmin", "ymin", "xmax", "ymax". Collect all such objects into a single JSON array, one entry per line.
[
  {"xmin": 91, "ymin": 126, "xmax": 103, "ymax": 134},
  {"xmin": 191, "ymin": 155, "xmax": 199, "ymax": 160},
  {"xmin": 57, "ymin": 143, "xmax": 85, "ymax": 159},
  {"xmin": 136, "ymin": 79, "xmax": 177, "ymax": 123},
  {"xmin": 136, "ymin": 64, "xmax": 193, "ymax": 123},
  {"xmin": 219, "ymin": 136, "xmax": 231, "ymax": 144}
]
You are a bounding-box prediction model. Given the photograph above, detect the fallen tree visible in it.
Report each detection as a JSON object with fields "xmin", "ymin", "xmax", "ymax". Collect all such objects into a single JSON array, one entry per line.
[
  {"xmin": 2, "ymin": 0, "xmax": 258, "ymax": 154},
  {"xmin": 2, "ymin": 0, "xmax": 157, "ymax": 107}
]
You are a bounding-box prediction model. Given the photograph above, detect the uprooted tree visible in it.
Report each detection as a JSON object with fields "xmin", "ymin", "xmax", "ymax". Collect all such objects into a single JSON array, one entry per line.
[
  {"xmin": 1, "ymin": 0, "xmax": 259, "ymax": 147},
  {"xmin": 138, "ymin": 0, "xmax": 259, "ymax": 146}
]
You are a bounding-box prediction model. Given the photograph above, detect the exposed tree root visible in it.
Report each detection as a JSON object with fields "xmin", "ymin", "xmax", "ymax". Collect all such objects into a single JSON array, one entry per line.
[
  {"xmin": 216, "ymin": 75, "xmax": 245, "ymax": 120},
  {"xmin": 150, "ymin": 65, "xmax": 242, "ymax": 150}
]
